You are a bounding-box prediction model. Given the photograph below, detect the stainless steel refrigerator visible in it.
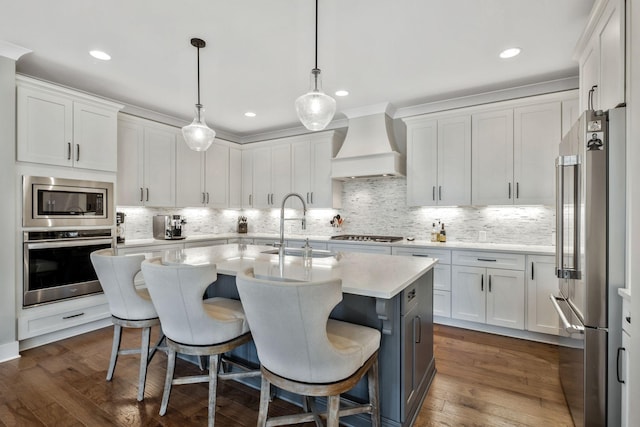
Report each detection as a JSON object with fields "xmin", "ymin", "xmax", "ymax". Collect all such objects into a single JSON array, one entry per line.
[{"xmin": 550, "ymin": 107, "xmax": 626, "ymax": 427}]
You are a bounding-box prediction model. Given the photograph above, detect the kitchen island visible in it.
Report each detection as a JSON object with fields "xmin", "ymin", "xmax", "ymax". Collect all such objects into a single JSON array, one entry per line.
[{"xmin": 160, "ymin": 243, "xmax": 437, "ymax": 427}]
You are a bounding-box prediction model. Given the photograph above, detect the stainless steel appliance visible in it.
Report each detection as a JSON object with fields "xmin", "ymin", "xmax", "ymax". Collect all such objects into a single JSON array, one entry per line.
[
  {"xmin": 551, "ymin": 107, "xmax": 625, "ymax": 427},
  {"xmin": 330, "ymin": 234, "xmax": 403, "ymax": 243},
  {"xmin": 116, "ymin": 212, "xmax": 126, "ymax": 243},
  {"xmin": 23, "ymin": 175, "xmax": 114, "ymax": 227},
  {"xmin": 153, "ymin": 214, "xmax": 186, "ymax": 240},
  {"xmin": 23, "ymin": 229, "xmax": 113, "ymax": 306}
]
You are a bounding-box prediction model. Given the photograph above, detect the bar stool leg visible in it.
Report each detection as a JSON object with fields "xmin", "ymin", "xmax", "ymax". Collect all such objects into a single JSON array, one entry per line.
[
  {"xmin": 137, "ymin": 326, "xmax": 151, "ymax": 401},
  {"xmin": 106, "ymin": 324, "xmax": 122, "ymax": 381},
  {"xmin": 160, "ymin": 348, "xmax": 176, "ymax": 416},
  {"xmin": 327, "ymin": 395, "xmax": 340, "ymax": 427},
  {"xmin": 258, "ymin": 375, "xmax": 270, "ymax": 427},
  {"xmin": 208, "ymin": 354, "xmax": 219, "ymax": 427},
  {"xmin": 368, "ymin": 358, "xmax": 381, "ymax": 427}
]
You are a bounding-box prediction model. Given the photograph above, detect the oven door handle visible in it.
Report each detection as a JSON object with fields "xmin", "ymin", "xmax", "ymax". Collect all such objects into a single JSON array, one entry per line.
[
  {"xmin": 549, "ymin": 294, "xmax": 584, "ymax": 334},
  {"xmin": 26, "ymin": 238, "xmax": 114, "ymax": 250}
]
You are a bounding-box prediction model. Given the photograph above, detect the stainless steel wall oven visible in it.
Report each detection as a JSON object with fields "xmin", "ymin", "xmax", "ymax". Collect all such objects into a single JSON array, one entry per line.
[{"xmin": 23, "ymin": 229, "xmax": 113, "ymax": 306}]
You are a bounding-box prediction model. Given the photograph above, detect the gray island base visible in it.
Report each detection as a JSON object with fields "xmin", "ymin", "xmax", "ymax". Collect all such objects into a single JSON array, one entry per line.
[{"xmin": 161, "ymin": 244, "xmax": 437, "ymax": 427}]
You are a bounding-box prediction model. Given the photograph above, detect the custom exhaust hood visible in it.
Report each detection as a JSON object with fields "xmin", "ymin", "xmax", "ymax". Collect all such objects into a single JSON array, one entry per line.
[{"xmin": 331, "ymin": 103, "xmax": 405, "ymax": 179}]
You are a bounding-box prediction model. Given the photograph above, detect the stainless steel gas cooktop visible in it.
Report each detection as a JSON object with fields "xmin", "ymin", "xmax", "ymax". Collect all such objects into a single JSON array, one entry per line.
[{"xmin": 330, "ymin": 234, "xmax": 404, "ymax": 243}]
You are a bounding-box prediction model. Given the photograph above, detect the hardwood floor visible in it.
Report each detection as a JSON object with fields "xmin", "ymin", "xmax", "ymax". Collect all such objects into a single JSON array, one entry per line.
[{"xmin": 0, "ymin": 324, "xmax": 572, "ymax": 426}]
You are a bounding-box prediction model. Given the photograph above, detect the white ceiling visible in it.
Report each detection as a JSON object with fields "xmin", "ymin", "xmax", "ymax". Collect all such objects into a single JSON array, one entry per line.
[{"xmin": 1, "ymin": 0, "xmax": 594, "ymax": 140}]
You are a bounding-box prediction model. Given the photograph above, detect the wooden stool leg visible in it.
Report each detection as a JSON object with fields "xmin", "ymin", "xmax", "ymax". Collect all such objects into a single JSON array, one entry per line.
[
  {"xmin": 327, "ymin": 394, "xmax": 340, "ymax": 427},
  {"xmin": 208, "ymin": 354, "xmax": 219, "ymax": 427},
  {"xmin": 368, "ymin": 357, "xmax": 380, "ymax": 427},
  {"xmin": 160, "ymin": 348, "xmax": 176, "ymax": 416},
  {"xmin": 137, "ymin": 326, "xmax": 151, "ymax": 401},
  {"xmin": 257, "ymin": 375, "xmax": 270, "ymax": 427},
  {"xmin": 106, "ymin": 324, "xmax": 122, "ymax": 381}
]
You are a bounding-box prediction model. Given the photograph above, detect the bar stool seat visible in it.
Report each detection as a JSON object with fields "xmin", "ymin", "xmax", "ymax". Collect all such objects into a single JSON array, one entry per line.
[
  {"xmin": 90, "ymin": 249, "xmax": 164, "ymax": 402},
  {"xmin": 141, "ymin": 257, "xmax": 259, "ymax": 427},
  {"xmin": 236, "ymin": 268, "xmax": 381, "ymax": 427}
]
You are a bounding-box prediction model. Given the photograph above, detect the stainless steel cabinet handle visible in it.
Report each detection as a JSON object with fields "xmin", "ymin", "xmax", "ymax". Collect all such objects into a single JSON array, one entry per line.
[
  {"xmin": 548, "ymin": 294, "xmax": 584, "ymax": 334},
  {"xmin": 414, "ymin": 316, "xmax": 422, "ymax": 344},
  {"xmin": 481, "ymin": 275, "xmax": 484, "ymax": 291},
  {"xmin": 516, "ymin": 182, "xmax": 520, "ymax": 199},
  {"xmin": 477, "ymin": 258, "xmax": 497, "ymax": 262},
  {"xmin": 202, "ymin": 192, "xmax": 206, "ymax": 204},
  {"xmin": 75, "ymin": 144, "xmax": 80, "ymax": 162},
  {"xmin": 531, "ymin": 262, "xmax": 534, "ymax": 280},
  {"xmin": 489, "ymin": 275, "xmax": 492, "ymax": 292},
  {"xmin": 508, "ymin": 182, "xmax": 512, "ymax": 199},
  {"xmin": 67, "ymin": 142, "xmax": 72, "ymax": 160},
  {"xmin": 63, "ymin": 312, "xmax": 85, "ymax": 320},
  {"xmin": 146, "ymin": 188, "xmax": 149, "ymax": 202},
  {"xmin": 439, "ymin": 186, "xmax": 442, "ymax": 201},
  {"xmin": 432, "ymin": 186, "xmax": 435, "ymax": 201},
  {"xmin": 310, "ymin": 192, "xmax": 313, "ymax": 204},
  {"xmin": 307, "ymin": 192, "xmax": 310, "ymax": 203},
  {"xmin": 411, "ymin": 254, "xmax": 430, "ymax": 257},
  {"xmin": 617, "ymin": 347, "xmax": 626, "ymax": 384},
  {"xmin": 206, "ymin": 192, "xmax": 210, "ymax": 204}
]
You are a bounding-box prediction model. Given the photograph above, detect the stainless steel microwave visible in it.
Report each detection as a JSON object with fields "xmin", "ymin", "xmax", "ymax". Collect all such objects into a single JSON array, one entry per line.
[{"xmin": 23, "ymin": 176, "xmax": 114, "ymax": 227}]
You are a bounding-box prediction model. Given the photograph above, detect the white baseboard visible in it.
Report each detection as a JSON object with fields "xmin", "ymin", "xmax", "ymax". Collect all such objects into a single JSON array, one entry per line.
[{"xmin": 0, "ymin": 340, "xmax": 20, "ymax": 363}]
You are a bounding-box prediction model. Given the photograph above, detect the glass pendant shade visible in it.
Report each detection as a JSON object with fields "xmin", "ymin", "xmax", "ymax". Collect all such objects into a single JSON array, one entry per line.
[
  {"xmin": 295, "ymin": 68, "xmax": 336, "ymax": 131},
  {"xmin": 182, "ymin": 105, "xmax": 215, "ymax": 151}
]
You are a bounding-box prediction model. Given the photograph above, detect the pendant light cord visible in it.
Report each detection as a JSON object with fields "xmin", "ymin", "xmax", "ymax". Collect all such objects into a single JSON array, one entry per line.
[
  {"xmin": 196, "ymin": 45, "xmax": 201, "ymax": 107},
  {"xmin": 314, "ymin": 0, "xmax": 318, "ymax": 70}
]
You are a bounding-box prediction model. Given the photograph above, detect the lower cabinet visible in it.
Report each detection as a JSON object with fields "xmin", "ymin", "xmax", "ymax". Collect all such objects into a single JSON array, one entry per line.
[
  {"xmin": 526, "ymin": 255, "xmax": 561, "ymax": 335},
  {"xmin": 451, "ymin": 251, "xmax": 525, "ymax": 330},
  {"xmin": 620, "ymin": 295, "xmax": 631, "ymax": 427}
]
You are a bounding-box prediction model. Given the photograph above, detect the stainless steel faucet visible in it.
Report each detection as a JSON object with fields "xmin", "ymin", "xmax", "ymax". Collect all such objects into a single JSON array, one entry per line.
[{"xmin": 279, "ymin": 193, "xmax": 307, "ymax": 260}]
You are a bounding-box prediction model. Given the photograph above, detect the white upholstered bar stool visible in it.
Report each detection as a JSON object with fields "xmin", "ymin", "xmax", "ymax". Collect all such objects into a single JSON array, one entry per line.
[
  {"xmin": 236, "ymin": 268, "xmax": 381, "ymax": 427},
  {"xmin": 90, "ymin": 248, "xmax": 164, "ymax": 402},
  {"xmin": 141, "ymin": 257, "xmax": 258, "ymax": 427}
]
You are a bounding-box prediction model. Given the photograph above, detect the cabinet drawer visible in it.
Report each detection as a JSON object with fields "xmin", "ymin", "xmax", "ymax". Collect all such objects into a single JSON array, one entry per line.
[
  {"xmin": 392, "ymin": 247, "xmax": 451, "ymax": 264},
  {"xmin": 433, "ymin": 290, "xmax": 451, "ymax": 318},
  {"xmin": 19, "ymin": 297, "xmax": 110, "ymax": 340},
  {"xmin": 452, "ymin": 250, "xmax": 525, "ymax": 270}
]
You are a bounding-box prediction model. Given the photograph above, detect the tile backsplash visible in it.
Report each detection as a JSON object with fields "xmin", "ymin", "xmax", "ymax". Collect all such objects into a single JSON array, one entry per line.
[{"xmin": 118, "ymin": 177, "xmax": 555, "ymax": 246}]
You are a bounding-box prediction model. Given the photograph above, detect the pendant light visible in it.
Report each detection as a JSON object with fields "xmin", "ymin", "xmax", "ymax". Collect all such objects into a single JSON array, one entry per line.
[
  {"xmin": 295, "ymin": 0, "xmax": 336, "ymax": 131},
  {"xmin": 182, "ymin": 38, "xmax": 216, "ymax": 151}
]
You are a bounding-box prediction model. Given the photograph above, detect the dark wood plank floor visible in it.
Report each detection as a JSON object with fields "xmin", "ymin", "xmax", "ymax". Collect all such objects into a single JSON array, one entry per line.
[{"xmin": 0, "ymin": 324, "xmax": 572, "ymax": 426}]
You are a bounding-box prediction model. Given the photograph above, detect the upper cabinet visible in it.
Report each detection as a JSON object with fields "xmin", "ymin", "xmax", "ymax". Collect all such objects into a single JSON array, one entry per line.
[
  {"xmin": 16, "ymin": 76, "xmax": 122, "ymax": 172},
  {"xmin": 251, "ymin": 143, "xmax": 291, "ymax": 208},
  {"xmin": 403, "ymin": 113, "xmax": 471, "ymax": 206},
  {"xmin": 575, "ymin": 0, "xmax": 625, "ymax": 112},
  {"xmin": 117, "ymin": 115, "xmax": 176, "ymax": 207}
]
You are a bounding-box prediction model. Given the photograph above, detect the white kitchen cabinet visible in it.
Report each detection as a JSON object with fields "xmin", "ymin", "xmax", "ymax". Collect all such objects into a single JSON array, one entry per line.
[
  {"xmin": 526, "ymin": 255, "xmax": 561, "ymax": 335},
  {"xmin": 292, "ymin": 132, "xmax": 343, "ymax": 209},
  {"xmin": 117, "ymin": 115, "xmax": 176, "ymax": 207},
  {"xmin": 392, "ymin": 246, "xmax": 452, "ymax": 318},
  {"xmin": 620, "ymin": 294, "xmax": 631, "ymax": 427},
  {"xmin": 513, "ymin": 102, "xmax": 561, "ymax": 206},
  {"xmin": 176, "ymin": 140, "xmax": 230, "ymax": 208},
  {"xmin": 451, "ymin": 250, "xmax": 525, "ymax": 330},
  {"xmin": 252, "ymin": 143, "xmax": 291, "ymax": 208},
  {"xmin": 229, "ymin": 146, "xmax": 242, "ymax": 208},
  {"xmin": 241, "ymin": 149, "xmax": 254, "ymax": 208},
  {"xmin": 562, "ymin": 97, "xmax": 580, "ymax": 138},
  {"xmin": 472, "ymin": 108, "xmax": 514, "ymax": 205},
  {"xmin": 575, "ymin": 0, "xmax": 625, "ymax": 112},
  {"xmin": 16, "ymin": 76, "xmax": 121, "ymax": 172},
  {"xmin": 404, "ymin": 114, "xmax": 471, "ymax": 206}
]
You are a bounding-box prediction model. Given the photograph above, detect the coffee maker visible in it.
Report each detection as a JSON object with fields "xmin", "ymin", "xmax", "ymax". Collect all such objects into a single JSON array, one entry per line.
[
  {"xmin": 153, "ymin": 214, "xmax": 186, "ymax": 240},
  {"xmin": 116, "ymin": 212, "xmax": 126, "ymax": 243}
]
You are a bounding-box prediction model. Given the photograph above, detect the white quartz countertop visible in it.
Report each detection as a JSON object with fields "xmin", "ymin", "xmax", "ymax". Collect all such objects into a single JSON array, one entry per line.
[
  {"xmin": 119, "ymin": 232, "xmax": 555, "ymax": 256},
  {"xmin": 158, "ymin": 244, "xmax": 438, "ymax": 300}
]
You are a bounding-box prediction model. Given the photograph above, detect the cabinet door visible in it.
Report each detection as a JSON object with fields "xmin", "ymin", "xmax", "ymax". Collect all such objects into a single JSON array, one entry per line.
[
  {"xmin": 175, "ymin": 133, "xmax": 205, "ymax": 207},
  {"xmin": 117, "ymin": 119, "xmax": 144, "ymax": 206},
  {"xmin": 621, "ymin": 330, "xmax": 630, "ymax": 427},
  {"xmin": 72, "ymin": 102, "xmax": 118, "ymax": 171},
  {"xmin": 526, "ymin": 255, "xmax": 561, "ymax": 335},
  {"xmin": 598, "ymin": 0, "xmax": 625, "ymax": 111},
  {"xmin": 433, "ymin": 290, "xmax": 451, "ymax": 318},
  {"xmin": 291, "ymin": 140, "xmax": 311, "ymax": 203},
  {"xmin": 271, "ymin": 144, "xmax": 292, "ymax": 207},
  {"xmin": 485, "ymin": 268, "xmax": 525, "ymax": 330},
  {"xmin": 229, "ymin": 146, "xmax": 242, "ymax": 209},
  {"xmin": 205, "ymin": 143, "xmax": 229, "ymax": 207},
  {"xmin": 438, "ymin": 115, "xmax": 471, "ymax": 206},
  {"xmin": 241, "ymin": 149, "xmax": 253, "ymax": 208},
  {"xmin": 17, "ymin": 86, "xmax": 73, "ymax": 167},
  {"xmin": 406, "ymin": 119, "xmax": 438, "ymax": 206},
  {"xmin": 579, "ymin": 37, "xmax": 600, "ymax": 111},
  {"xmin": 513, "ymin": 102, "xmax": 561, "ymax": 205},
  {"xmin": 310, "ymin": 137, "xmax": 339, "ymax": 208},
  {"xmin": 472, "ymin": 109, "xmax": 514, "ymax": 205},
  {"xmin": 252, "ymin": 146, "xmax": 272, "ymax": 208},
  {"xmin": 451, "ymin": 265, "xmax": 485, "ymax": 322},
  {"xmin": 144, "ymin": 126, "xmax": 176, "ymax": 207}
]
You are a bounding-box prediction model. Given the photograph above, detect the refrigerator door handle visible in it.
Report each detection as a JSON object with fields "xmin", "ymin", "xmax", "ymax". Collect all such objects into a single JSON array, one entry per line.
[
  {"xmin": 549, "ymin": 294, "xmax": 584, "ymax": 334},
  {"xmin": 555, "ymin": 155, "xmax": 581, "ymax": 280}
]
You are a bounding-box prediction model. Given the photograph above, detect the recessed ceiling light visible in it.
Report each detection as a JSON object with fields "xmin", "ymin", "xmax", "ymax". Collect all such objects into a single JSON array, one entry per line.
[
  {"xmin": 499, "ymin": 47, "xmax": 521, "ymax": 59},
  {"xmin": 244, "ymin": 112, "xmax": 256, "ymax": 118},
  {"xmin": 335, "ymin": 90, "xmax": 349, "ymax": 97},
  {"xmin": 89, "ymin": 50, "xmax": 111, "ymax": 61}
]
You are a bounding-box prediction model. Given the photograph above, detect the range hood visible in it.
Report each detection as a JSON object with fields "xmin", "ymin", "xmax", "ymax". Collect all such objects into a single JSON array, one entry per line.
[{"xmin": 331, "ymin": 103, "xmax": 405, "ymax": 179}]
